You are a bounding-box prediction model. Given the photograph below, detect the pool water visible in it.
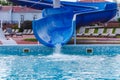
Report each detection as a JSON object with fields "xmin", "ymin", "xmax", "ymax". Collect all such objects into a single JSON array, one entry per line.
[
  {"xmin": 1, "ymin": 54, "xmax": 120, "ymax": 79},
  {"xmin": 0, "ymin": 44, "xmax": 120, "ymax": 79}
]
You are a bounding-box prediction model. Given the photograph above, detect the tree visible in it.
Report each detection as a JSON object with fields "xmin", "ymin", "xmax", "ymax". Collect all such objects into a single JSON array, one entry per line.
[
  {"xmin": 19, "ymin": 20, "xmax": 32, "ymax": 32},
  {"xmin": 0, "ymin": 0, "xmax": 12, "ymax": 5},
  {"xmin": 117, "ymin": 18, "xmax": 120, "ymax": 22}
]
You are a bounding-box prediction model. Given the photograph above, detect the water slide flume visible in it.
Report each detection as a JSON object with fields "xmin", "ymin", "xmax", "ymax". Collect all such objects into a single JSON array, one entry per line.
[
  {"xmin": 8, "ymin": 0, "xmax": 117, "ymax": 47},
  {"xmin": 33, "ymin": 8, "xmax": 74, "ymax": 47},
  {"xmin": 32, "ymin": 2, "xmax": 117, "ymax": 47}
]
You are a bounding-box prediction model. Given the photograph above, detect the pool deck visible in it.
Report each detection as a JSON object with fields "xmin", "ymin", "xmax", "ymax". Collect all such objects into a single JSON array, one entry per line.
[
  {"xmin": 69, "ymin": 37, "xmax": 120, "ymax": 44},
  {"xmin": 1, "ymin": 35, "xmax": 120, "ymax": 45},
  {"xmin": 3, "ymin": 35, "xmax": 38, "ymax": 45}
]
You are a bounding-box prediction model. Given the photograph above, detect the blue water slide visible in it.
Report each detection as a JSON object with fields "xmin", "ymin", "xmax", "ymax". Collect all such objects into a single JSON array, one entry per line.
[
  {"xmin": 8, "ymin": 0, "xmax": 117, "ymax": 47},
  {"xmin": 33, "ymin": 8, "xmax": 74, "ymax": 47},
  {"xmin": 32, "ymin": 2, "xmax": 117, "ymax": 47}
]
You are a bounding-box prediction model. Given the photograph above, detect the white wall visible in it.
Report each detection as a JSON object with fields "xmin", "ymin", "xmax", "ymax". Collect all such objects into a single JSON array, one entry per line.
[
  {"xmin": 0, "ymin": 11, "xmax": 11, "ymax": 21},
  {"xmin": 12, "ymin": 12, "xmax": 42, "ymax": 21},
  {"xmin": 0, "ymin": 8, "xmax": 42, "ymax": 28}
]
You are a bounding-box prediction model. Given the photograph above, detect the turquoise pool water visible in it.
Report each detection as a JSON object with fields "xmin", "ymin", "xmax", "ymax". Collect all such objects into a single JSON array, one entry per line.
[{"xmin": 0, "ymin": 44, "xmax": 120, "ymax": 79}]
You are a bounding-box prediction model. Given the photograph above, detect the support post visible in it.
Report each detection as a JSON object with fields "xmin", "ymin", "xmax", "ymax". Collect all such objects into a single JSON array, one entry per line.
[
  {"xmin": 73, "ymin": 21, "xmax": 76, "ymax": 45},
  {"xmin": 72, "ymin": 13, "xmax": 82, "ymax": 45},
  {"xmin": 53, "ymin": 0, "xmax": 61, "ymax": 8},
  {"xmin": 18, "ymin": 20, "xmax": 21, "ymax": 28},
  {"xmin": 0, "ymin": 20, "xmax": 3, "ymax": 28},
  {"xmin": 72, "ymin": 15, "xmax": 77, "ymax": 45}
]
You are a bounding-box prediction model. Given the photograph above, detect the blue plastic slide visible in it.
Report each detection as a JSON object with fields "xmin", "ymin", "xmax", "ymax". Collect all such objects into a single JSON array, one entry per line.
[
  {"xmin": 33, "ymin": 2, "xmax": 117, "ymax": 47},
  {"xmin": 33, "ymin": 8, "xmax": 74, "ymax": 47},
  {"xmin": 8, "ymin": 0, "xmax": 117, "ymax": 47}
]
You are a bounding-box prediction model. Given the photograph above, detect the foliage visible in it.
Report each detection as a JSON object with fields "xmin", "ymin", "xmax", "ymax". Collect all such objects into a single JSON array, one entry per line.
[
  {"xmin": 12, "ymin": 24, "xmax": 18, "ymax": 29},
  {"xmin": 94, "ymin": 28, "xmax": 98, "ymax": 33},
  {"xmin": 112, "ymin": 28, "xmax": 116, "ymax": 34},
  {"xmin": 116, "ymin": 35, "xmax": 120, "ymax": 38},
  {"xmin": 24, "ymin": 38, "xmax": 37, "ymax": 42},
  {"xmin": 21, "ymin": 20, "xmax": 32, "ymax": 29},
  {"xmin": 103, "ymin": 28, "xmax": 107, "ymax": 33},
  {"xmin": 19, "ymin": 28, "xmax": 23, "ymax": 32},
  {"xmin": 117, "ymin": 18, "xmax": 120, "ymax": 23},
  {"xmin": 20, "ymin": 20, "xmax": 32, "ymax": 32},
  {"xmin": 0, "ymin": 0, "xmax": 12, "ymax": 5},
  {"xmin": 85, "ymin": 28, "xmax": 89, "ymax": 33}
]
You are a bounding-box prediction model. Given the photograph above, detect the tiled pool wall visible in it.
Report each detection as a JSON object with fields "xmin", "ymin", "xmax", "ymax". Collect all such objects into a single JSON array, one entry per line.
[
  {"xmin": 62, "ymin": 44, "xmax": 120, "ymax": 56},
  {"xmin": 0, "ymin": 44, "xmax": 120, "ymax": 56},
  {"xmin": 0, "ymin": 45, "xmax": 53, "ymax": 55}
]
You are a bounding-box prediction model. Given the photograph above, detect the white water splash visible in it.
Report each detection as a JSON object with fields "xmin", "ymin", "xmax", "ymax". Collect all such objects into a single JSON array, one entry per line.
[
  {"xmin": 54, "ymin": 44, "xmax": 61, "ymax": 54},
  {"xmin": 47, "ymin": 44, "xmax": 87, "ymax": 61},
  {"xmin": 47, "ymin": 44, "xmax": 62, "ymax": 58}
]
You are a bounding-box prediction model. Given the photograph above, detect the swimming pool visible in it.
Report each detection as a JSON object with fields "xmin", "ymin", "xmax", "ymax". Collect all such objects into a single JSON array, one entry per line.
[{"xmin": 0, "ymin": 44, "xmax": 120, "ymax": 79}]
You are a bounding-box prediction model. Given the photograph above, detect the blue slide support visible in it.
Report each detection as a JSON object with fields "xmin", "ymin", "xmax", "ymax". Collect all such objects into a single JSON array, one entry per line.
[{"xmin": 8, "ymin": 0, "xmax": 117, "ymax": 47}]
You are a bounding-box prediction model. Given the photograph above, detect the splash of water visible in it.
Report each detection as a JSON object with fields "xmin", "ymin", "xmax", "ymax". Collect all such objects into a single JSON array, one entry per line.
[
  {"xmin": 54, "ymin": 44, "xmax": 62, "ymax": 54},
  {"xmin": 47, "ymin": 44, "xmax": 63, "ymax": 58},
  {"xmin": 44, "ymin": 44, "xmax": 62, "ymax": 59},
  {"xmin": 48, "ymin": 44, "xmax": 86, "ymax": 60}
]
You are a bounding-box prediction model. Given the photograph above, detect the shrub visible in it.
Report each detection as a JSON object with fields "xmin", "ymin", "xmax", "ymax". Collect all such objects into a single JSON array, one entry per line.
[
  {"xmin": 94, "ymin": 28, "xmax": 98, "ymax": 33},
  {"xmin": 24, "ymin": 38, "xmax": 37, "ymax": 42},
  {"xmin": 12, "ymin": 24, "xmax": 19, "ymax": 29},
  {"xmin": 117, "ymin": 18, "xmax": 120, "ymax": 23},
  {"xmin": 103, "ymin": 28, "xmax": 107, "ymax": 33},
  {"xmin": 0, "ymin": 1, "xmax": 12, "ymax": 5},
  {"xmin": 21, "ymin": 20, "xmax": 32, "ymax": 29},
  {"xmin": 85, "ymin": 28, "xmax": 89, "ymax": 33},
  {"xmin": 20, "ymin": 20, "xmax": 32, "ymax": 32},
  {"xmin": 112, "ymin": 28, "xmax": 116, "ymax": 34}
]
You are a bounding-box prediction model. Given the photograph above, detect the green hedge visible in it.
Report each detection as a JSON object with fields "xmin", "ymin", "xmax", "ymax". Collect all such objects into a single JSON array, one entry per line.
[
  {"xmin": 94, "ymin": 28, "xmax": 98, "ymax": 33},
  {"xmin": 24, "ymin": 38, "xmax": 37, "ymax": 42},
  {"xmin": 85, "ymin": 28, "xmax": 89, "ymax": 33}
]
